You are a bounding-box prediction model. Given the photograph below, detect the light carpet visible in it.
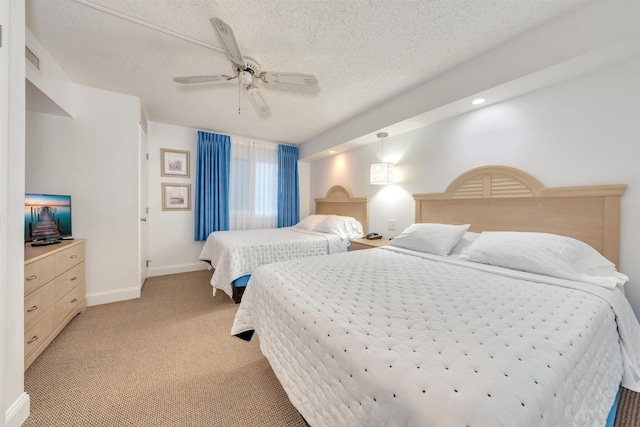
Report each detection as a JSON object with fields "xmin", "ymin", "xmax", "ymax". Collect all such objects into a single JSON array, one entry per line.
[{"xmin": 24, "ymin": 270, "xmax": 307, "ymax": 426}]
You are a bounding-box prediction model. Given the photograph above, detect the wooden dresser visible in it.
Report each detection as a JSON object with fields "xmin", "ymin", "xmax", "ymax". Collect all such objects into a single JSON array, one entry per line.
[{"xmin": 24, "ymin": 239, "xmax": 86, "ymax": 370}]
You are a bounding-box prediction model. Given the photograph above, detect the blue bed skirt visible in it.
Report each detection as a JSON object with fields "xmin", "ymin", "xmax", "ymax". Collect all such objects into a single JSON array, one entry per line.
[
  {"xmin": 605, "ymin": 387, "xmax": 620, "ymax": 427},
  {"xmin": 232, "ymin": 275, "xmax": 251, "ymax": 288}
]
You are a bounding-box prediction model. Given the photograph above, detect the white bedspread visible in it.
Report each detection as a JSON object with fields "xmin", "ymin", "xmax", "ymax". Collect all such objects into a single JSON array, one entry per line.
[
  {"xmin": 199, "ymin": 227, "xmax": 347, "ymax": 299},
  {"xmin": 232, "ymin": 248, "xmax": 640, "ymax": 427}
]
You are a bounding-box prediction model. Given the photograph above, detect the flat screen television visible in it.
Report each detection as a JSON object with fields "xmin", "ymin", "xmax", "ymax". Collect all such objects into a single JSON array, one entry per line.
[{"xmin": 24, "ymin": 193, "xmax": 72, "ymax": 244}]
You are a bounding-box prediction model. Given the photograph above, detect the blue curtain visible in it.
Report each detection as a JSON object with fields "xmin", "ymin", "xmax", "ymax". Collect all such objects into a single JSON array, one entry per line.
[
  {"xmin": 277, "ymin": 144, "xmax": 300, "ymax": 227},
  {"xmin": 194, "ymin": 131, "xmax": 231, "ymax": 240}
]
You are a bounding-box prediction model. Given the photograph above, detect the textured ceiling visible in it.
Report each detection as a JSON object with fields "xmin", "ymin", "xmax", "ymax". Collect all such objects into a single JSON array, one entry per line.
[{"xmin": 25, "ymin": 0, "xmax": 588, "ymax": 145}]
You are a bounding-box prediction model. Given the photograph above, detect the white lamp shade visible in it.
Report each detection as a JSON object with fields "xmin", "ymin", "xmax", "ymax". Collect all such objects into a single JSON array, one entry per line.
[{"xmin": 370, "ymin": 162, "xmax": 395, "ymax": 185}]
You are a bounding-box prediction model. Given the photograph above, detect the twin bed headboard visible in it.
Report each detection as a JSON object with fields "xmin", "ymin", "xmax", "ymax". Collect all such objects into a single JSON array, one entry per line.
[
  {"xmin": 315, "ymin": 185, "xmax": 369, "ymax": 235},
  {"xmin": 413, "ymin": 166, "xmax": 626, "ymax": 266}
]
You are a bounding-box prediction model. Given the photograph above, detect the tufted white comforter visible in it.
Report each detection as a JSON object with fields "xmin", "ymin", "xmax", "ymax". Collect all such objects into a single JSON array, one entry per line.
[
  {"xmin": 232, "ymin": 247, "xmax": 640, "ymax": 427},
  {"xmin": 199, "ymin": 227, "xmax": 347, "ymax": 299}
]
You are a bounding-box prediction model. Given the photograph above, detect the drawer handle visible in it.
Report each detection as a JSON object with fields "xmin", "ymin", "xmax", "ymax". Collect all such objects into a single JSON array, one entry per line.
[
  {"xmin": 27, "ymin": 305, "xmax": 38, "ymax": 313},
  {"xmin": 70, "ymin": 276, "xmax": 78, "ymax": 281},
  {"xmin": 71, "ymin": 298, "xmax": 78, "ymax": 304},
  {"xmin": 70, "ymin": 255, "xmax": 77, "ymax": 259},
  {"xmin": 26, "ymin": 275, "xmax": 38, "ymax": 281},
  {"xmin": 27, "ymin": 336, "xmax": 39, "ymax": 344}
]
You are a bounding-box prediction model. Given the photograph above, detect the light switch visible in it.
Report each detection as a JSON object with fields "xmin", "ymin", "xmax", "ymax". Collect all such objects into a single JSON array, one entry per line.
[{"xmin": 388, "ymin": 220, "xmax": 396, "ymax": 231}]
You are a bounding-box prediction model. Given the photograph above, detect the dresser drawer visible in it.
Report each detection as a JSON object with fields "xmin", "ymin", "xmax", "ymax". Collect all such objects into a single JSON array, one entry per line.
[
  {"xmin": 24, "ymin": 256, "xmax": 55, "ymax": 296},
  {"xmin": 55, "ymin": 262, "xmax": 85, "ymax": 300},
  {"xmin": 24, "ymin": 239, "xmax": 87, "ymax": 371},
  {"xmin": 24, "ymin": 281, "xmax": 55, "ymax": 329},
  {"xmin": 24, "ymin": 306, "xmax": 55, "ymax": 359},
  {"xmin": 54, "ymin": 242, "xmax": 85, "ymax": 275},
  {"xmin": 55, "ymin": 282, "xmax": 85, "ymax": 325}
]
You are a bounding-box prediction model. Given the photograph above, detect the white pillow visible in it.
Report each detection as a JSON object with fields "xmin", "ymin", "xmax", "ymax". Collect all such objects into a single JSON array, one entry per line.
[
  {"xmin": 466, "ymin": 231, "xmax": 628, "ymax": 288},
  {"xmin": 449, "ymin": 232, "xmax": 480, "ymax": 257},
  {"xmin": 314, "ymin": 215, "xmax": 364, "ymax": 239},
  {"xmin": 294, "ymin": 214, "xmax": 327, "ymax": 230},
  {"xmin": 387, "ymin": 223, "xmax": 470, "ymax": 256}
]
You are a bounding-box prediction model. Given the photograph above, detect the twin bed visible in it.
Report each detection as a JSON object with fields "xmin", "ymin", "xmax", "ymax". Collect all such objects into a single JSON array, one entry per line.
[
  {"xmin": 199, "ymin": 185, "xmax": 368, "ymax": 302},
  {"xmin": 230, "ymin": 166, "xmax": 640, "ymax": 427}
]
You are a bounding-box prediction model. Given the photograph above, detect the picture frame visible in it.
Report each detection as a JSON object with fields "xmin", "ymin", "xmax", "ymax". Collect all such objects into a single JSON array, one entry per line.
[
  {"xmin": 162, "ymin": 183, "xmax": 191, "ymax": 211},
  {"xmin": 161, "ymin": 148, "xmax": 190, "ymax": 178}
]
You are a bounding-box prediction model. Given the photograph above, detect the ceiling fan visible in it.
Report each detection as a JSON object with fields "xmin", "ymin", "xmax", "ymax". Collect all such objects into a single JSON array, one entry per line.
[{"xmin": 173, "ymin": 17, "xmax": 319, "ymax": 115}]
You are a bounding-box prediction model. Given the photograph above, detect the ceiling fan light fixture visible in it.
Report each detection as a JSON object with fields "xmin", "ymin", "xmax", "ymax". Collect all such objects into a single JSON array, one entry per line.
[{"xmin": 240, "ymin": 71, "xmax": 253, "ymax": 84}]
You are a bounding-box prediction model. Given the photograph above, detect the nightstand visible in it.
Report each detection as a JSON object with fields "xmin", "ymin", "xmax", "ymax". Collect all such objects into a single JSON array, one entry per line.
[{"xmin": 350, "ymin": 237, "xmax": 390, "ymax": 251}]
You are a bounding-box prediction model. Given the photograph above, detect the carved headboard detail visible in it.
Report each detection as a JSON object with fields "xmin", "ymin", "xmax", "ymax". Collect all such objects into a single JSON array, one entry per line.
[
  {"xmin": 323, "ymin": 185, "xmax": 354, "ymax": 201},
  {"xmin": 315, "ymin": 185, "xmax": 369, "ymax": 235},
  {"xmin": 445, "ymin": 166, "xmax": 542, "ymax": 199}
]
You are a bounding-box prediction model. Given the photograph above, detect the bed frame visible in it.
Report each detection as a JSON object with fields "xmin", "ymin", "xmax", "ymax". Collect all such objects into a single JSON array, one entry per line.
[
  {"xmin": 315, "ymin": 185, "xmax": 369, "ymax": 235},
  {"xmin": 413, "ymin": 165, "xmax": 626, "ymax": 266}
]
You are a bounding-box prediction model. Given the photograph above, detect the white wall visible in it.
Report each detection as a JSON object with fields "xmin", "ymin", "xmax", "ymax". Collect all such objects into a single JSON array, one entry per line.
[
  {"xmin": 25, "ymin": 29, "xmax": 74, "ymax": 117},
  {"xmin": 298, "ymin": 161, "xmax": 311, "ymax": 219},
  {"xmin": 310, "ymin": 59, "xmax": 640, "ymax": 318},
  {"xmin": 1, "ymin": 1, "xmax": 29, "ymax": 426},
  {"xmin": 146, "ymin": 121, "xmax": 312, "ymax": 276},
  {"xmin": 26, "ymin": 83, "xmax": 141, "ymax": 306},
  {"xmin": 147, "ymin": 122, "xmax": 204, "ymax": 276}
]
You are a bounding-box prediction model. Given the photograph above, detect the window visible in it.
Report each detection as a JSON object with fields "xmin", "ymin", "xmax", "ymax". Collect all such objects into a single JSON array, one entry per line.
[{"xmin": 229, "ymin": 138, "xmax": 278, "ymax": 230}]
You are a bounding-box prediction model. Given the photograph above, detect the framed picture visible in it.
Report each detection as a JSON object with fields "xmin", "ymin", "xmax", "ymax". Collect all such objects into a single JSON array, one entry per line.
[
  {"xmin": 162, "ymin": 183, "xmax": 191, "ymax": 211},
  {"xmin": 161, "ymin": 148, "xmax": 190, "ymax": 178}
]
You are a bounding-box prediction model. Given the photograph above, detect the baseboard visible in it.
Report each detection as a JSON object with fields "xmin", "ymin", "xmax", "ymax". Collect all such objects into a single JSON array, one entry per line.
[
  {"xmin": 5, "ymin": 392, "xmax": 29, "ymax": 427},
  {"xmin": 86, "ymin": 264, "xmax": 209, "ymax": 306},
  {"xmin": 86, "ymin": 286, "xmax": 141, "ymax": 307},
  {"xmin": 148, "ymin": 262, "xmax": 208, "ymax": 277}
]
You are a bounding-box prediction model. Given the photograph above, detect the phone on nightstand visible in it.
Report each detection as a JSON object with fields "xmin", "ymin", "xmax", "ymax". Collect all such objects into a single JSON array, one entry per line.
[{"xmin": 365, "ymin": 233, "xmax": 382, "ymax": 240}]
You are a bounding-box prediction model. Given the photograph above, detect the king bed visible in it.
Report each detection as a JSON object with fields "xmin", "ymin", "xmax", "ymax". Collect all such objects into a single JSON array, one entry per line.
[
  {"xmin": 231, "ymin": 166, "xmax": 640, "ymax": 426},
  {"xmin": 199, "ymin": 185, "xmax": 368, "ymax": 302}
]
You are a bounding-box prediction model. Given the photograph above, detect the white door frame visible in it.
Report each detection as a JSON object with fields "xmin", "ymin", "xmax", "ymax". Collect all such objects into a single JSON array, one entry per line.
[{"xmin": 138, "ymin": 123, "xmax": 149, "ymax": 288}]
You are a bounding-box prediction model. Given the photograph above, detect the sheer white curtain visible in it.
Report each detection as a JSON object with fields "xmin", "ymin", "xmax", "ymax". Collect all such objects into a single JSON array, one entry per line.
[{"xmin": 229, "ymin": 137, "xmax": 278, "ymax": 230}]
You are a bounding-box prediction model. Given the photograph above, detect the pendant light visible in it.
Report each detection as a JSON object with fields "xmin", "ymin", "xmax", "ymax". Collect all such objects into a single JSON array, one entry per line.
[{"xmin": 370, "ymin": 132, "xmax": 394, "ymax": 185}]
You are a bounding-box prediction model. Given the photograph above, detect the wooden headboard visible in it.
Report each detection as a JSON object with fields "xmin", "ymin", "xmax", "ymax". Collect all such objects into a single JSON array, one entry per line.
[
  {"xmin": 413, "ymin": 165, "xmax": 626, "ymax": 266},
  {"xmin": 315, "ymin": 185, "xmax": 369, "ymax": 235}
]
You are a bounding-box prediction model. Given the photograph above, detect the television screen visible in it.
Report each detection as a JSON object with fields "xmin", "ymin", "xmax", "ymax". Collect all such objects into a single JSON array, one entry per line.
[{"xmin": 24, "ymin": 193, "xmax": 72, "ymax": 242}]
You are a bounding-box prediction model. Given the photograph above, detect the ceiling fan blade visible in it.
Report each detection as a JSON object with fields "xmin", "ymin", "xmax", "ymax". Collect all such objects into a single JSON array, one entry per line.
[
  {"xmin": 260, "ymin": 72, "xmax": 319, "ymax": 87},
  {"xmin": 173, "ymin": 75, "xmax": 234, "ymax": 84},
  {"xmin": 246, "ymin": 85, "xmax": 270, "ymax": 115},
  {"xmin": 210, "ymin": 17, "xmax": 246, "ymax": 69}
]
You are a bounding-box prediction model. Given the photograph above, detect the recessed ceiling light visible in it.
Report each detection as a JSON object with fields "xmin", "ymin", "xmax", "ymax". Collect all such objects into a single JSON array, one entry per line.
[
  {"xmin": 329, "ymin": 150, "xmax": 335, "ymax": 154},
  {"xmin": 472, "ymin": 98, "xmax": 485, "ymax": 105}
]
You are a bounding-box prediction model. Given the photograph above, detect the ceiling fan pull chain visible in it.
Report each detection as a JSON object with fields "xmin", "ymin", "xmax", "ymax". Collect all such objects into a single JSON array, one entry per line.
[{"xmin": 238, "ymin": 80, "xmax": 241, "ymax": 115}]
